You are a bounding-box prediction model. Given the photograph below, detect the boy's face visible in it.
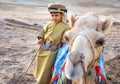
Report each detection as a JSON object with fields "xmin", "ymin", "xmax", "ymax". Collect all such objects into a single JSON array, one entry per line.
[{"xmin": 51, "ymin": 12, "xmax": 63, "ymax": 23}]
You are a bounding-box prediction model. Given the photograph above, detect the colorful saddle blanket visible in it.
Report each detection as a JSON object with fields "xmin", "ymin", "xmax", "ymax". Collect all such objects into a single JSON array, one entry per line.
[{"xmin": 51, "ymin": 43, "xmax": 69, "ymax": 84}]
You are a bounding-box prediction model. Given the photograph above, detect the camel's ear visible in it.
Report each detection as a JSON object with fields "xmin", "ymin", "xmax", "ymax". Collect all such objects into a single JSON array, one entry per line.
[
  {"xmin": 67, "ymin": 13, "xmax": 76, "ymax": 29},
  {"xmin": 102, "ymin": 16, "xmax": 113, "ymax": 31}
]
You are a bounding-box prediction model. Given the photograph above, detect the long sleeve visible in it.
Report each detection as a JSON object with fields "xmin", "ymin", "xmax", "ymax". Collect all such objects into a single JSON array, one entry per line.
[
  {"xmin": 37, "ymin": 22, "xmax": 50, "ymax": 39},
  {"xmin": 37, "ymin": 29, "xmax": 45, "ymax": 39}
]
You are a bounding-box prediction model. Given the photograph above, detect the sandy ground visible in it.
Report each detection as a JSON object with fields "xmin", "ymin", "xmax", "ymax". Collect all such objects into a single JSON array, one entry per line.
[{"xmin": 0, "ymin": 1, "xmax": 120, "ymax": 84}]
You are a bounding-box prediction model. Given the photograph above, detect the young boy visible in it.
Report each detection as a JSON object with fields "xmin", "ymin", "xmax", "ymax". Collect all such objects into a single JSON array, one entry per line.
[{"xmin": 33, "ymin": 3, "xmax": 68, "ymax": 84}]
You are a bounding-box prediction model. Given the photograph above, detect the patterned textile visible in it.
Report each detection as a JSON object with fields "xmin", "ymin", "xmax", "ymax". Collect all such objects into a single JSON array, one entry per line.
[{"xmin": 51, "ymin": 44, "xmax": 69, "ymax": 84}]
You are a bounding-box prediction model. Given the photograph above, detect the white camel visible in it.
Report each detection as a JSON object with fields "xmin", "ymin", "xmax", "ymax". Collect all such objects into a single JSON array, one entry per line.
[{"xmin": 64, "ymin": 13, "xmax": 112, "ymax": 84}]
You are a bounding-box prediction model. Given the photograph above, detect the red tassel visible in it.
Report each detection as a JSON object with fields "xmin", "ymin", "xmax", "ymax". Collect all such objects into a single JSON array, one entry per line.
[
  {"xmin": 95, "ymin": 66, "xmax": 101, "ymax": 73},
  {"xmin": 95, "ymin": 65, "xmax": 108, "ymax": 84}
]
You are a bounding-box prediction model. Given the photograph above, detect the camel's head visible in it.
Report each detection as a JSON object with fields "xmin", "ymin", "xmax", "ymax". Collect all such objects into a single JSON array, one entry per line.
[{"xmin": 64, "ymin": 13, "xmax": 112, "ymax": 79}]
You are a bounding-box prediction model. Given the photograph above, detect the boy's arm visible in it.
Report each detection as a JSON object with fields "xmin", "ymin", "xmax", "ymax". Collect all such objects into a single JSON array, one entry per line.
[
  {"xmin": 37, "ymin": 22, "xmax": 50, "ymax": 39},
  {"xmin": 37, "ymin": 29, "xmax": 45, "ymax": 39}
]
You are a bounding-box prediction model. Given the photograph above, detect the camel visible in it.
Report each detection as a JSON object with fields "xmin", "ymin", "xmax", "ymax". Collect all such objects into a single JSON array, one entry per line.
[{"xmin": 63, "ymin": 13, "xmax": 112, "ymax": 84}]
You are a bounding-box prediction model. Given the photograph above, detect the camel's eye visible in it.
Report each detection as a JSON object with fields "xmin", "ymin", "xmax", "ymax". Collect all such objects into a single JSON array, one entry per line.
[{"xmin": 95, "ymin": 37, "xmax": 105, "ymax": 46}]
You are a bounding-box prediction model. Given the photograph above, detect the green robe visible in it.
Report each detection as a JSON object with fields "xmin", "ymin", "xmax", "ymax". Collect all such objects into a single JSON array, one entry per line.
[{"xmin": 33, "ymin": 21, "xmax": 68, "ymax": 84}]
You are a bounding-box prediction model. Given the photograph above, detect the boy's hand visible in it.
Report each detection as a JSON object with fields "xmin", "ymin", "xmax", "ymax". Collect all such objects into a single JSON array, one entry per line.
[{"xmin": 38, "ymin": 39, "xmax": 43, "ymax": 45}]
